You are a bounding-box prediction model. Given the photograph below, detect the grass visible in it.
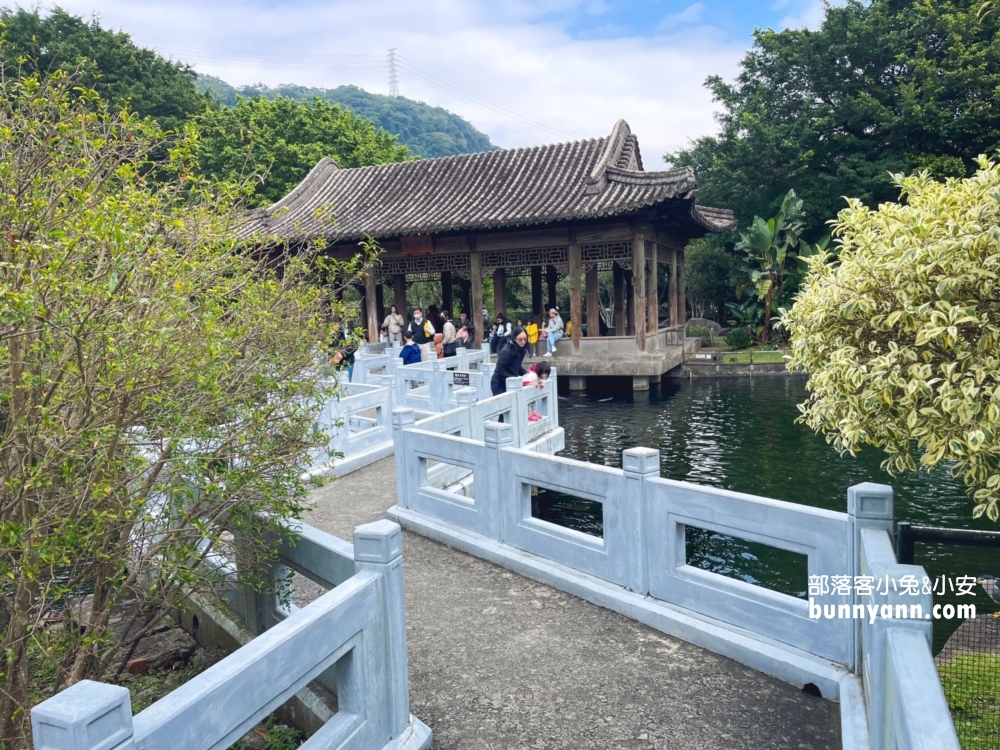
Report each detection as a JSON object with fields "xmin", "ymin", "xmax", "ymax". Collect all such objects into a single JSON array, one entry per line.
[
  {"xmin": 719, "ymin": 347, "xmax": 790, "ymax": 365},
  {"xmin": 938, "ymin": 653, "xmax": 1000, "ymax": 749}
]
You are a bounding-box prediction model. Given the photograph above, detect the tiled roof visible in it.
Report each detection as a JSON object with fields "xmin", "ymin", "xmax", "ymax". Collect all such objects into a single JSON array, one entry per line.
[{"xmin": 243, "ymin": 120, "xmax": 736, "ymax": 243}]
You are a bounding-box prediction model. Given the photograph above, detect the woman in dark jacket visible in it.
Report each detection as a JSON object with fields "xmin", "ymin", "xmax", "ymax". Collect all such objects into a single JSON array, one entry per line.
[{"xmin": 491, "ymin": 326, "xmax": 529, "ymax": 396}]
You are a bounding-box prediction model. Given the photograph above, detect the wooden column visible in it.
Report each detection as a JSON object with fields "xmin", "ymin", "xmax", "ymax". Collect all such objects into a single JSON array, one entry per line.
[
  {"xmin": 569, "ymin": 240, "xmax": 582, "ymax": 353},
  {"xmin": 531, "ymin": 265, "xmax": 543, "ymax": 319},
  {"xmin": 613, "ymin": 262, "xmax": 625, "ymax": 336},
  {"xmin": 646, "ymin": 242, "xmax": 658, "ymax": 334},
  {"xmin": 470, "ymin": 245, "xmax": 483, "ymax": 344},
  {"xmin": 668, "ymin": 248, "xmax": 679, "ymax": 326},
  {"xmin": 678, "ymin": 248, "xmax": 686, "ymax": 325},
  {"xmin": 375, "ymin": 283, "xmax": 386, "ymax": 329},
  {"xmin": 441, "ymin": 270, "xmax": 453, "ymax": 316},
  {"xmin": 458, "ymin": 278, "xmax": 471, "ymax": 315},
  {"xmin": 632, "ymin": 227, "xmax": 647, "ymax": 352},
  {"xmin": 546, "ymin": 265, "xmax": 558, "ymax": 310},
  {"xmin": 586, "ymin": 264, "xmax": 599, "ymax": 336},
  {"xmin": 365, "ymin": 270, "xmax": 379, "ymax": 343},
  {"xmin": 393, "ymin": 274, "xmax": 407, "ymax": 316},
  {"xmin": 492, "ymin": 267, "xmax": 507, "ymax": 316},
  {"xmin": 624, "ymin": 269, "xmax": 634, "ymax": 336}
]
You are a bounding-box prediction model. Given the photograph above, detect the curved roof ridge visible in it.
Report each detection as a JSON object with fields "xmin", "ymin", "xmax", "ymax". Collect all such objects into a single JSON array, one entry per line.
[
  {"xmin": 586, "ymin": 119, "xmax": 632, "ymax": 195},
  {"xmin": 263, "ymin": 156, "xmax": 341, "ymax": 213}
]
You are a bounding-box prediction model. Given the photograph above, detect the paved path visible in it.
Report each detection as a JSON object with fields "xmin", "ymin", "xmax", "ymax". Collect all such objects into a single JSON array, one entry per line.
[{"xmin": 299, "ymin": 457, "xmax": 841, "ymax": 750}]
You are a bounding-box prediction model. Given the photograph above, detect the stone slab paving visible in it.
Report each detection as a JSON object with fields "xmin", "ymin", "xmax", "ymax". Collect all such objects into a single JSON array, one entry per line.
[{"xmin": 299, "ymin": 457, "xmax": 841, "ymax": 750}]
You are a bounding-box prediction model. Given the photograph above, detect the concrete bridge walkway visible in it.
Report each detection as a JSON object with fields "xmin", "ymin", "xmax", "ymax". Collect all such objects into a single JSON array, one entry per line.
[{"xmin": 296, "ymin": 457, "xmax": 841, "ymax": 750}]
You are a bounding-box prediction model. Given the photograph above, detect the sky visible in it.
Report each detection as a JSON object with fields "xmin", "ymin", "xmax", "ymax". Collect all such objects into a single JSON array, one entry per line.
[{"xmin": 46, "ymin": 0, "xmax": 832, "ymax": 168}]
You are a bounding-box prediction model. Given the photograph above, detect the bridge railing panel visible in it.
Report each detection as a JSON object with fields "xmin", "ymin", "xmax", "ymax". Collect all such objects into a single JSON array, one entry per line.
[
  {"xmin": 31, "ymin": 521, "xmax": 428, "ymax": 750},
  {"xmin": 642, "ymin": 476, "xmax": 853, "ymax": 665},
  {"xmin": 310, "ymin": 382, "xmax": 392, "ymax": 473}
]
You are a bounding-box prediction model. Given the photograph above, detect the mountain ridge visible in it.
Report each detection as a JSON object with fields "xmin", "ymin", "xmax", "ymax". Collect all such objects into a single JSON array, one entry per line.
[{"xmin": 195, "ymin": 74, "xmax": 498, "ymax": 160}]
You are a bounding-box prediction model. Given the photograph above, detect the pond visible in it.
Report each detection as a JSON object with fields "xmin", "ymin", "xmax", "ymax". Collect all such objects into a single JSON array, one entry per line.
[{"xmin": 535, "ymin": 376, "xmax": 999, "ymax": 652}]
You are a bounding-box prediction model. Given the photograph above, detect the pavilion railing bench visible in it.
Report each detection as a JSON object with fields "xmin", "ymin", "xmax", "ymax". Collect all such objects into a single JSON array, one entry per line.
[{"xmin": 30, "ymin": 519, "xmax": 432, "ymax": 750}]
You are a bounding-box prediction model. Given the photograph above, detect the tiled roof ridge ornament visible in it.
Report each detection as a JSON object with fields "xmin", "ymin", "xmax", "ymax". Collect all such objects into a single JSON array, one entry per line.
[{"xmin": 585, "ymin": 120, "xmax": 632, "ymax": 195}]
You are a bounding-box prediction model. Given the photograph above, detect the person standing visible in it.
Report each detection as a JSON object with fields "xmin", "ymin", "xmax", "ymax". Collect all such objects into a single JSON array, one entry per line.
[
  {"xmin": 525, "ymin": 318, "xmax": 539, "ymax": 358},
  {"xmin": 492, "ymin": 312, "xmax": 511, "ymax": 355},
  {"xmin": 458, "ymin": 311, "xmax": 474, "ymax": 347},
  {"xmin": 491, "ymin": 326, "xmax": 529, "ymax": 399},
  {"xmin": 406, "ymin": 307, "xmax": 435, "ymax": 361},
  {"xmin": 382, "ymin": 305, "xmax": 404, "ymax": 343},
  {"xmin": 441, "ymin": 310, "xmax": 458, "ymax": 357},
  {"xmin": 542, "ymin": 308, "xmax": 564, "ymax": 357},
  {"xmin": 399, "ymin": 331, "xmax": 422, "ymax": 365}
]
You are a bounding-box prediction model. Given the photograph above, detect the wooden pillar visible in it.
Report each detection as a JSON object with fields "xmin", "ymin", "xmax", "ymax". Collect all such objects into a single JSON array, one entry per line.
[
  {"xmin": 441, "ymin": 270, "xmax": 453, "ymax": 316},
  {"xmin": 569, "ymin": 240, "xmax": 582, "ymax": 353},
  {"xmin": 632, "ymin": 228, "xmax": 647, "ymax": 352},
  {"xmin": 624, "ymin": 269, "xmax": 633, "ymax": 336},
  {"xmin": 393, "ymin": 273, "xmax": 407, "ymax": 316},
  {"xmin": 375, "ymin": 282, "xmax": 385, "ymax": 325},
  {"xmin": 470, "ymin": 244, "xmax": 483, "ymax": 344},
  {"xmin": 678, "ymin": 248, "xmax": 686, "ymax": 325},
  {"xmin": 531, "ymin": 265, "xmax": 543, "ymax": 319},
  {"xmin": 492, "ymin": 267, "xmax": 507, "ymax": 316},
  {"xmin": 613, "ymin": 262, "xmax": 625, "ymax": 336},
  {"xmin": 646, "ymin": 242, "xmax": 658, "ymax": 333},
  {"xmin": 365, "ymin": 270, "xmax": 379, "ymax": 343},
  {"xmin": 546, "ymin": 265, "xmax": 558, "ymax": 310},
  {"xmin": 668, "ymin": 248, "xmax": 679, "ymax": 326},
  {"xmin": 586, "ymin": 264, "xmax": 599, "ymax": 336}
]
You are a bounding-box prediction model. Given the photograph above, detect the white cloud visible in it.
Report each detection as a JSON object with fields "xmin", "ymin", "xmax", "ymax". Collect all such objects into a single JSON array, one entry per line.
[
  {"xmin": 37, "ymin": 0, "xmax": 746, "ymax": 167},
  {"xmin": 657, "ymin": 2, "xmax": 707, "ymax": 32}
]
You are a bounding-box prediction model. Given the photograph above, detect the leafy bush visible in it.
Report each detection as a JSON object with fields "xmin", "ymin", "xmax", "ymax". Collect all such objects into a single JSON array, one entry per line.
[
  {"xmin": 725, "ymin": 327, "xmax": 753, "ymax": 350},
  {"xmin": 785, "ymin": 158, "xmax": 1000, "ymax": 521},
  {"xmin": 0, "ymin": 72, "xmax": 373, "ymax": 744},
  {"xmin": 687, "ymin": 325, "xmax": 713, "ymax": 343}
]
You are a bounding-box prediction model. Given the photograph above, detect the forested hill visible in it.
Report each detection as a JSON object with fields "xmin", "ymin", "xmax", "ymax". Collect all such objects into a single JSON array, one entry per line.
[{"xmin": 196, "ymin": 75, "xmax": 498, "ymax": 159}]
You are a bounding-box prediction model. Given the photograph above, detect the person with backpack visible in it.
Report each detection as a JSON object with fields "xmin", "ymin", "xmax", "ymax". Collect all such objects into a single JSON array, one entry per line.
[
  {"xmin": 399, "ymin": 331, "xmax": 422, "ymax": 366},
  {"xmin": 406, "ymin": 307, "xmax": 435, "ymax": 361}
]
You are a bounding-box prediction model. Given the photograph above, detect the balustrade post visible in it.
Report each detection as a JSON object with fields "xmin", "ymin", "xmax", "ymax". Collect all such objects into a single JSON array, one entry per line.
[
  {"xmin": 548, "ymin": 366, "xmax": 559, "ymax": 426},
  {"xmin": 483, "ymin": 421, "xmax": 513, "ymax": 541},
  {"xmin": 392, "ymin": 409, "xmax": 416, "ymax": 509},
  {"xmin": 353, "ymin": 520, "xmax": 411, "ymax": 737},
  {"xmin": 380, "ymin": 374, "xmax": 397, "ymax": 414},
  {"xmin": 506, "ymin": 376, "xmax": 526, "ymax": 445},
  {"xmin": 848, "ymin": 482, "xmax": 894, "ymax": 673},
  {"xmin": 622, "ymin": 448, "xmax": 659, "ymax": 596},
  {"xmin": 455, "ymin": 387, "xmax": 477, "ymax": 437},
  {"xmin": 456, "ymin": 346, "xmax": 468, "ymax": 369},
  {"xmin": 32, "ymin": 681, "xmax": 135, "ymax": 750},
  {"xmin": 430, "ymin": 360, "xmax": 450, "ymax": 411}
]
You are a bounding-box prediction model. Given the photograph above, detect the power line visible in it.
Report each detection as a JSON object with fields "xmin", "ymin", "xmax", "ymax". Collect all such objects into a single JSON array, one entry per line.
[{"xmin": 387, "ymin": 48, "xmax": 399, "ymax": 97}]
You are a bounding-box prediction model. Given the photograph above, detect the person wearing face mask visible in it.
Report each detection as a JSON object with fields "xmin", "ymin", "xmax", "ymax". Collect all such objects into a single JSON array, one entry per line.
[
  {"xmin": 406, "ymin": 307, "xmax": 435, "ymax": 361},
  {"xmin": 491, "ymin": 326, "xmax": 529, "ymax": 399}
]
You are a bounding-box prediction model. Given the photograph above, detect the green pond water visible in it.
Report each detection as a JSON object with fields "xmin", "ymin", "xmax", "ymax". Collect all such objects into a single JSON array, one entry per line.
[{"xmin": 534, "ymin": 376, "xmax": 999, "ymax": 653}]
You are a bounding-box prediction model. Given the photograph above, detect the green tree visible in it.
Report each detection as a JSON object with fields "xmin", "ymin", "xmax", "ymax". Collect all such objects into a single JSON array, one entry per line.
[
  {"xmin": 667, "ymin": 0, "xmax": 1000, "ymax": 240},
  {"xmin": 0, "ymin": 7, "xmax": 205, "ymax": 132},
  {"xmin": 193, "ymin": 95, "xmax": 411, "ymax": 206},
  {"xmin": 684, "ymin": 240, "xmax": 745, "ymax": 322},
  {"xmin": 784, "ymin": 158, "xmax": 1000, "ymax": 522},
  {"xmin": 0, "ymin": 72, "xmax": 373, "ymax": 746},
  {"xmin": 196, "ymin": 78, "xmax": 499, "ymax": 158}
]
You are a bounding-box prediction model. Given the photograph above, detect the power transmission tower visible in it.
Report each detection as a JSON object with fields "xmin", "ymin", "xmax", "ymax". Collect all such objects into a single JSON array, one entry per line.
[{"xmin": 387, "ymin": 48, "xmax": 399, "ymax": 97}]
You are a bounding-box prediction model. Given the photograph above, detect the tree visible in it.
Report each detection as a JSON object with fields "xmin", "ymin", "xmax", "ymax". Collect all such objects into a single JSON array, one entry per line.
[
  {"xmin": 0, "ymin": 7, "xmax": 206, "ymax": 132},
  {"xmin": 193, "ymin": 95, "xmax": 411, "ymax": 206},
  {"xmin": 684, "ymin": 240, "xmax": 745, "ymax": 322},
  {"xmin": 667, "ymin": 0, "xmax": 1000, "ymax": 240},
  {"xmin": 784, "ymin": 158, "xmax": 1000, "ymax": 522},
  {"xmin": 0, "ymin": 72, "xmax": 373, "ymax": 746},
  {"xmin": 734, "ymin": 190, "xmax": 825, "ymax": 342}
]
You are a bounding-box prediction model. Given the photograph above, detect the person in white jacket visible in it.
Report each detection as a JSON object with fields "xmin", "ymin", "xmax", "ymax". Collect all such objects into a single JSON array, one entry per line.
[{"xmin": 542, "ymin": 308, "xmax": 564, "ymax": 356}]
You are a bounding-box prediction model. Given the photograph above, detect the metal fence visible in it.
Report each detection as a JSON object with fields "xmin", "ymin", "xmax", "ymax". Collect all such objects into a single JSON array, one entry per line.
[{"xmin": 897, "ymin": 523, "xmax": 1000, "ymax": 750}]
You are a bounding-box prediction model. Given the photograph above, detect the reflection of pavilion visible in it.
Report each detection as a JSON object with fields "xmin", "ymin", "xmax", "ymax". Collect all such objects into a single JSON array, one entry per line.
[{"xmin": 246, "ymin": 120, "xmax": 735, "ymax": 388}]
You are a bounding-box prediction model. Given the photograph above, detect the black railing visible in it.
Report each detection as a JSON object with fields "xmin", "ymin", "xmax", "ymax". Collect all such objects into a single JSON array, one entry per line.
[{"xmin": 896, "ymin": 521, "xmax": 1000, "ymax": 750}]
